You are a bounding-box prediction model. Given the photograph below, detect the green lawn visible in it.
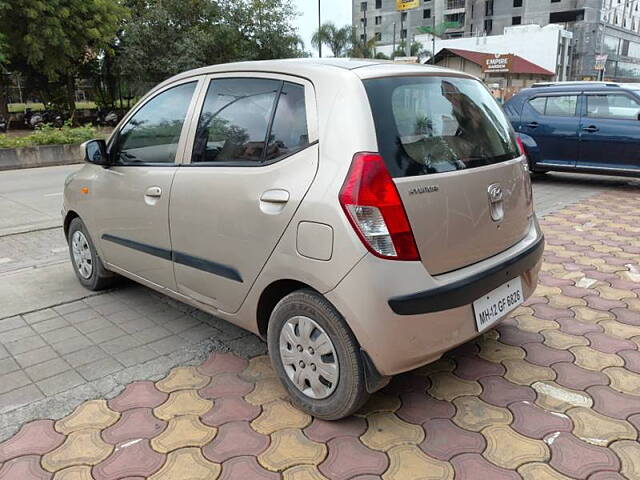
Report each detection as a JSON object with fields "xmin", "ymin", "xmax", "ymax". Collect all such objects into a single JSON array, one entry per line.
[{"xmin": 8, "ymin": 99, "xmax": 136, "ymax": 113}]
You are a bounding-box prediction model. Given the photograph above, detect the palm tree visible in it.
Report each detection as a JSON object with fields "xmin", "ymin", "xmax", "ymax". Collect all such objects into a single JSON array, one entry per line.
[
  {"xmin": 348, "ymin": 28, "xmax": 377, "ymax": 58},
  {"xmin": 311, "ymin": 23, "xmax": 351, "ymax": 58}
]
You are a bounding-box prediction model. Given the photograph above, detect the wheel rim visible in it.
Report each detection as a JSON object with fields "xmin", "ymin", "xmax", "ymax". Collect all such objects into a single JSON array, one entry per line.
[
  {"xmin": 279, "ymin": 315, "xmax": 340, "ymax": 400},
  {"xmin": 71, "ymin": 231, "xmax": 93, "ymax": 279}
]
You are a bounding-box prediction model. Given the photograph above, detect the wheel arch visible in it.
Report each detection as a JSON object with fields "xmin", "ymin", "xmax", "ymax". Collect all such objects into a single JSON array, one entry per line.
[
  {"xmin": 63, "ymin": 210, "xmax": 80, "ymax": 239},
  {"xmin": 256, "ymin": 279, "xmax": 316, "ymax": 339}
]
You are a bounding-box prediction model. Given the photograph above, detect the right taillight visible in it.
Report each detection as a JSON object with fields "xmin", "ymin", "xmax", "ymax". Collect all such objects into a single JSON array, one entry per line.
[{"xmin": 339, "ymin": 153, "xmax": 420, "ymax": 261}]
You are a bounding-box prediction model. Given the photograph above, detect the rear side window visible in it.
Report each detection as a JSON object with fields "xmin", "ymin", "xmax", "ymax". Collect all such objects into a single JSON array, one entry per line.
[
  {"xmin": 528, "ymin": 95, "xmax": 577, "ymax": 117},
  {"xmin": 192, "ymin": 79, "xmax": 310, "ymax": 164},
  {"xmin": 586, "ymin": 94, "xmax": 640, "ymax": 120},
  {"xmin": 364, "ymin": 76, "xmax": 519, "ymax": 178}
]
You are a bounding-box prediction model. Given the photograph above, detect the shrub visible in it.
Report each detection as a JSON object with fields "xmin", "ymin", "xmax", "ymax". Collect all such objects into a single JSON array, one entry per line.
[{"xmin": 0, "ymin": 123, "xmax": 101, "ymax": 148}]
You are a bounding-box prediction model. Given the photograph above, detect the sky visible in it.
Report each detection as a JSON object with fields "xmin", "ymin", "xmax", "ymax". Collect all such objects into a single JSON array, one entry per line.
[{"xmin": 293, "ymin": 0, "xmax": 352, "ymax": 57}]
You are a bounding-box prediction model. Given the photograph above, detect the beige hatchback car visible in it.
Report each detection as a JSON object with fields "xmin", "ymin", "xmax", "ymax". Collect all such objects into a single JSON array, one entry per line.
[{"xmin": 63, "ymin": 59, "xmax": 544, "ymax": 419}]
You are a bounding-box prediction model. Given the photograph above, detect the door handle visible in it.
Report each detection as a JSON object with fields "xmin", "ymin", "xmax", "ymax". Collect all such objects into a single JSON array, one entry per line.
[
  {"xmin": 582, "ymin": 125, "xmax": 599, "ymax": 133},
  {"xmin": 145, "ymin": 186, "xmax": 162, "ymax": 198},
  {"xmin": 526, "ymin": 122, "xmax": 539, "ymax": 129},
  {"xmin": 260, "ymin": 189, "xmax": 290, "ymax": 204}
]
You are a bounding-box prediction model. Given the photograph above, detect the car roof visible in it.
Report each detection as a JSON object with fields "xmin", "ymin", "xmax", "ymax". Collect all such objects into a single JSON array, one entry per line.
[
  {"xmin": 160, "ymin": 58, "xmax": 475, "ymax": 86},
  {"xmin": 518, "ymin": 81, "xmax": 640, "ymax": 96}
]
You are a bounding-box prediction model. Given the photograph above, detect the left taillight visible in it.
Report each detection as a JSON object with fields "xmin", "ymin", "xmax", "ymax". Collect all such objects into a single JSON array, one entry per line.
[{"xmin": 338, "ymin": 152, "xmax": 420, "ymax": 261}]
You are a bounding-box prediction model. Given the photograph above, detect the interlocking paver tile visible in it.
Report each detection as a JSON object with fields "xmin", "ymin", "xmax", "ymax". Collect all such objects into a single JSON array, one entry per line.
[
  {"xmin": 240, "ymin": 355, "xmax": 277, "ymax": 381},
  {"xmin": 200, "ymin": 396, "xmax": 261, "ymax": 427},
  {"xmin": 92, "ymin": 439, "xmax": 164, "ymax": 479},
  {"xmin": 453, "ymin": 355, "xmax": 505, "ymax": 380},
  {"xmin": 101, "ymin": 408, "xmax": 166, "ymax": 444},
  {"xmin": 55, "ymin": 400, "xmax": 119, "ymax": 435},
  {"xmin": 543, "ymin": 329, "xmax": 589, "ymax": 350},
  {"xmin": 479, "ymin": 376, "xmax": 536, "ymax": 407},
  {"xmin": 552, "ymin": 362, "xmax": 609, "ymax": 390},
  {"xmin": 284, "ymin": 465, "xmax": 329, "ymax": 480},
  {"xmin": 42, "ymin": 430, "xmax": 113, "ymax": 472},
  {"xmin": 518, "ymin": 462, "xmax": 572, "ymax": 479},
  {"xmin": 451, "ymin": 453, "xmax": 519, "ymax": 480},
  {"xmin": 502, "ymin": 358, "xmax": 556, "ymax": 385},
  {"xmin": 0, "ymin": 420, "xmax": 64, "ymax": 462},
  {"xmin": 318, "ymin": 436, "xmax": 388, "ymax": 480},
  {"xmin": 566, "ymin": 407, "xmax": 636, "ymax": 446},
  {"xmin": 108, "ymin": 381, "xmax": 168, "ymax": 411},
  {"xmin": 155, "ymin": 366, "xmax": 210, "ymax": 392},
  {"xmin": 611, "ymin": 308, "xmax": 640, "ymax": 326},
  {"xmin": 384, "ymin": 373, "xmax": 430, "ymax": 395},
  {"xmin": 508, "ymin": 401, "xmax": 572, "ymax": 439},
  {"xmin": 452, "ymin": 396, "xmax": 512, "ymax": 432},
  {"xmin": 355, "ymin": 393, "xmax": 401, "ymax": 416},
  {"xmin": 149, "ymin": 447, "xmax": 220, "ymax": 480},
  {"xmin": 251, "ymin": 399, "xmax": 311, "ymax": 434},
  {"xmin": 603, "ymin": 366, "xmax": 640, "ymax": 395},
  {"xmin": 360, "ymin": 413, "xmax": 424, "ymax": 451},
  {"xmin": 523, "ymin": 342, "xmax": 574, "ymax": 366},
  {"xmin": 533, "ymin": 380, "xmax": 593, "ymax": 412},
  {"xmin": 199, "ymin": 373, "xmax": 253, "ymax": 399},
  {"xmin": 304, "ymin": 416, "xmax": 367, "ymax": 443},
  {"xmin": 547, "ymin": 432, "xmax": 620, "ymax": 479},
  {"xmin": 555, "ymin": 316, "xmax": 602, "ymax": 336},
  {"xmin": 610, "ymin": 440, "xmax": 640, "ymax": 480},
  {"xmin": 0, "ymin": 455, "xmax": 51, "ymax": 479},
  {"xmin": 383, "ymin": 444, "xmax": 453, "ymax": 480},
  {"xmin": 258, "ymin": 428, "xmax": 326, "ymax": 471},
  {"xmin": 587, "ymin": 385, "xmax": 640, "ymax": 419},
  {"xmin": 245, "ymin": 377, "xmax": 288, "ymax": 405},
  {"xmin": 153, "ymin": 389, "xmax": 213, "ymax": 420},
  {"xmin": 198, "ymin": 352, "xmax": 248, "ymax": 376},
  {"xmin": 477, "ymin": 338, "xmax": 525, "ymax": 363},
  {"xmin": 427, "ymin": 371, "xmax": 482, "ymax": 401},
  {"xmin": 420, "ymin": 418, "xmax": 484, "ymax": 460},
  {"xmin": 150, "ymin": 415, "xmax": 216, "ymax": 453},
  {"xmin": 482, "ymin": 424, "xmax": 550, "ymax": 469},
  {"xmin": 52, "ymin": 465, "xmax": 93, "ymax": 479},
  {"xmin": 570, "ymin": 346, "xmax": 624, "ymax": 371},
  {"xmin": 219, "ymin": 456, "xmax": 278, "ymax": 480},
  {"xmin": 395, "ymin": 392, "xmax": 455, "ymax": 424},
  {"xmin": 202, "ymin": 421, "xmax": 269, "ymax": 463},
  {"xmin": 571, "ymin": 306, "xmax": 613, "ymax": 324},
  {"xmin": 619, "ymin": 349, "xmax": 640, "ymax": 374},
  {"xmin": 494, "ymin": 324, "xmax": 544, "ymax": 347}
]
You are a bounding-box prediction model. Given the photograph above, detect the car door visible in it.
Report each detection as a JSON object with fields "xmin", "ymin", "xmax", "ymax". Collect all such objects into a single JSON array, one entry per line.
[
  {"xmin": 168, "ymin": 74, "xmax": 319, "ymax": 313},
  {"xmin": 91, "ymin": 78, "xmax": 202, "ymax": 290},
  {"xmin": 519, "ymin": 93, "xmax": 580, "ymax": 167},
  {"xmin": 578, "ymin": 91, "xmax": 640, "ymax": 174}
]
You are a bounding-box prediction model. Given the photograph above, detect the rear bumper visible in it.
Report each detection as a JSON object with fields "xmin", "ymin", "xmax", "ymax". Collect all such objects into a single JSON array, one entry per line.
[
  {"xmin": 388, "ymin": 235, "xmax": 545, "ymax": 315},
  {"xmin": 325, "ymin": 221, "xmax": 544, "ymax": 377}
]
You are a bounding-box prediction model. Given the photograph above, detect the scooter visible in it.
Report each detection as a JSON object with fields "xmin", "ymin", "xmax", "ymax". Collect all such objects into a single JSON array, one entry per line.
[
  {"xmin": 96, "ymin": 108, "xmax": 119, "ymax": 127},
  {"xmin": 0, "ymin": 115, "xmax": 7, "ymax": 133}
]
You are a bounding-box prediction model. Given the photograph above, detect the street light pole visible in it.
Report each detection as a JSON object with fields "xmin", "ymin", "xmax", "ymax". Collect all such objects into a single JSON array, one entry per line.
[{"xmin": 318, "ymin": 0, "xmax": 322, "ymax": 58}]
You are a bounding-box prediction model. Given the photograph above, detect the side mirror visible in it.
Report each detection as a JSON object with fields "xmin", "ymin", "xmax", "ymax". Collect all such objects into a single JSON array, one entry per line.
[{"xmin": 82, "ymin": 139, "xmax": 110, "ymax": 166}]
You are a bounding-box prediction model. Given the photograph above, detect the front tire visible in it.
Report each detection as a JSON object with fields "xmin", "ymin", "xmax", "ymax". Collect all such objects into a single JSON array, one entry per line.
[
  {"xmin": 267, "ymin": 289, "xmax": 369, "ymax": 420},
  {"xmin": 68, "ymin": 217, "xmax": 116, "ymax": 291}
]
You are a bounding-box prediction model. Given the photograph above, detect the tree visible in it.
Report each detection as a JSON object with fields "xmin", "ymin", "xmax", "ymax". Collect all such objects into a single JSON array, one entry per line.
[
  {"xmin": 0, "ymin": 0, "xmax": 128, "ymax": 120},
  {"xmin": 311, "ymin": 22, "xmax": 351, "ymax": 57},
  {"xmin": 348, "ymin": 28, "xmax": 377, "ymax": 58},
  {"xmin": 117, "ymin": 0, "xmax": 305, "ymax": 93}
]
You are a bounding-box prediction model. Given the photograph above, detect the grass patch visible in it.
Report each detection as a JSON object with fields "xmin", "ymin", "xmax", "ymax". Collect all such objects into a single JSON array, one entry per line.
[{"xmin": 0, "ymin": 123, "xmax": 104, "ymax": 148}]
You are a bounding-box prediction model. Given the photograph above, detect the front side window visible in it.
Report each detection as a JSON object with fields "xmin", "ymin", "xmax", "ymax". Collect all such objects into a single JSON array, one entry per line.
[
  {"xmin": 586, "ymin": 94, "xmax": 640, "ymax": 120},
  {"xmin": 192, "ymin": 78, "xmax": 309, "ymax": 164},
  {"xmin": 364, "ymin": 76, "xmax": 519, "ymax": 178},
  {"xmin": 112, "ymin": 82, "xmax": 196, "ymax": 164}
]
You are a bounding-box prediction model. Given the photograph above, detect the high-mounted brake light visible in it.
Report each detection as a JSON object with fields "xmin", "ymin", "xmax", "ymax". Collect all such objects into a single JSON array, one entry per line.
[{"xmin": 339, "ymin": 153, "xmax": 420, "ymax": 261}]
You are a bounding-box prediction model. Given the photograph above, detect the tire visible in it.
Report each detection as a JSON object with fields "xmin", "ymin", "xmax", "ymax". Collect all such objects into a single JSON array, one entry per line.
[
  {"xmin": 67, "ymin": 217, "xmax": 116, "ymax": 291},
  {"xmin": 267, "ymin": 289, "xmax": 369, "ymax": 420}
]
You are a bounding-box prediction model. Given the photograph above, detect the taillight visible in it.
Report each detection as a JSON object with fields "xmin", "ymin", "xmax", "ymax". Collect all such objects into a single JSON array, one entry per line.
[
  {"xmin": 516, "ymin": 137, "xmax": 533, "ymax": 204},
  {"xmin": 516, "ymin": 136, "xmax": 526, "ymax": 157},
  {"xmin": 339, "ymin": 153, "xmax": 420, "ymax": 261}
]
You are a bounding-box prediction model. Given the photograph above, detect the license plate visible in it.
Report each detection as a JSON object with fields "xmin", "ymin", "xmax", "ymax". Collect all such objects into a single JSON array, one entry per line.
[{"xmin": 473, "ymin": 277, "xmax": 524, "ymax": 332}]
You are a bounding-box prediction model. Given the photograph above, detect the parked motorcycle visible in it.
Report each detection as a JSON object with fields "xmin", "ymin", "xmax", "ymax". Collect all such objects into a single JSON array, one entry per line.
[
  {"xmin": 24, "ymin": 106, "xmax": 65, "ymax": 129},
  {"xmin": 0, "ymin": 115, "xmax": 7, "ymax": 133},
  {"xmin": 96, "ymin": 108, "xmax": 119, "ymax": 127}
]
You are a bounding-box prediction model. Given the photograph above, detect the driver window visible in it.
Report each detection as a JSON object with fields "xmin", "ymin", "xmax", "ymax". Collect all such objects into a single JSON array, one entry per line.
[
  {"xmin": 587, "ymin": 94, "xmax": 640, "ymax": 120},
  {"xmin": 112, "ymin": 82, "xmax": 197, "ymax": 164}
]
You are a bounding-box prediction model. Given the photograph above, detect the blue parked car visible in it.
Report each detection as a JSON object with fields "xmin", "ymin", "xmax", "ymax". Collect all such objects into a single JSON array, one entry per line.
[{"xmin": 504, "ymin": 82, "xmax": 640, "ymax": 177}]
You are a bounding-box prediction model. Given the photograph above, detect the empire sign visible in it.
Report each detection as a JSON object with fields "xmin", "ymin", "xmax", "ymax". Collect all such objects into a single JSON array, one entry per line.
[{"xmin": 483, "ymin": 54, "xmax": 514, "ymax": 73}]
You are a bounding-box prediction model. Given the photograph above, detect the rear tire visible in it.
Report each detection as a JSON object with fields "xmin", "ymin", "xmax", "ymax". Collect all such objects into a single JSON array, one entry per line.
[
  {"xmin": 267, "ymin": 289, "xmax": 369, "ymax": 420},
  {"xmin": 68, "ymin": 217, "xmax": 116, "ymax": 291}
]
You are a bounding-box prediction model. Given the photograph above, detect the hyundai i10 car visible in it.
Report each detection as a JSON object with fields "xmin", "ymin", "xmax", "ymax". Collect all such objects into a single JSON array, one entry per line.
[{"xmin": 63, "ymin": 59, "xmax": 544, "ymax": 419}]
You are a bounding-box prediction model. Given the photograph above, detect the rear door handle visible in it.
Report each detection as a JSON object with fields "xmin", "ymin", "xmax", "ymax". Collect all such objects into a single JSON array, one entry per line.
[
  {"xmin": 260, "ymin": 189, "xmax": 290, "ymax": 204},
  {"xmin": 526, "ymin": 122, "xmax": 539, "ymax": 129},
  {"xmin": 145, "ymin": 186, "xmax": 162, "ymax": 198},
  {"xmin": 582, "ymin": 125, "xmax": 599, "ymax": 133}
]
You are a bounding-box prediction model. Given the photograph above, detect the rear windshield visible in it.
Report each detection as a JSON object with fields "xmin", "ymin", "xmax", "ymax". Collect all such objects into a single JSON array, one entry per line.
[{"xmin": 364, "ymin": 76, "xmax": 520, "ymax": 178}]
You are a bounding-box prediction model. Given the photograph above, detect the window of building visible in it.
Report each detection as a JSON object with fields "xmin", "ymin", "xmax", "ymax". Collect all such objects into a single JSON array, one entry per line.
[
  {"xmin": 375, "ymin": 0, "xmax": 382, "ymax": 8},
  {"xmin": 361, "ymin": 2, "xmax": 368, "ymax": 12},
  {"xmin": 424, "ymin": 9, "xmax": 431, "ymax": 19},
  {"xmin": 375, "ymin": 15, "xmax": 382, "ymax": 25},
  {"xmin": 549, "ymin": 9, "xmax": 585, "ymax": 23},
  {"xmin": 375, "ymin": 31, "xmax": 382, "ymax": 40},
  {"xmin": 484, "ymin": 18, "xmax": 493, "ymax": 33},
  {"xmin": 192, "ymin": 78, "xmax": 281, "ymax": 164},
  {"xmin": 400, "ymin": 28, "xmax": 407, "ymax": 38},
  {"xmin": 513, "ymin": 0, "xmax": 523, "ymax": 6},
  {"xmin": 112, "ymin": 82, "xmax": 196, "ymax": 164},
  {"xmin": 485, "ymin": 0, "xmax": 494, "ymax": 16},
  {"xmin": 512, "ymin": 16, "xmax": 522, "ymax": 25},
  {"xmin": 586, "ymin": 94, "xmax": 640, "ymax": 120}
]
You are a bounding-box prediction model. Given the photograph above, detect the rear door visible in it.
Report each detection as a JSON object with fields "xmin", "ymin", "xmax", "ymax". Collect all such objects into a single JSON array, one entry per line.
[
  {"xmin": 364, "ymin": 75, "xmax": 532, "ymax": 275},
  {"xmin": 578, "ymin": 91, "xmax": 640, "ymax": 174},
  {"xmin": 519, "ymin": 92, "xmax": 580, "ymax": 168},
  {"xmin": 169, "ymin": 74, "xmax": 318, "ymax": 313}
]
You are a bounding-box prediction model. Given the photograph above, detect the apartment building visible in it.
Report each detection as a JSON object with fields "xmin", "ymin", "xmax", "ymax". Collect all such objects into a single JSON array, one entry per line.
[{"xmin": 353, "ymin": 0, "xmax": 640, "ymax": 81}]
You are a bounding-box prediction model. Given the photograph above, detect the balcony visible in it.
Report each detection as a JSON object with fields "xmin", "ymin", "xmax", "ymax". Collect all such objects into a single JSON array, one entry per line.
[{"xmin": 445, "ymin": 0, "xmax": 466, "ymax": 14}]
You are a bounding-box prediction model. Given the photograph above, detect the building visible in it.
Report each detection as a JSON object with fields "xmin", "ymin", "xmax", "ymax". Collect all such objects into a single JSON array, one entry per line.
[
  {"xmin": 432, "ymin": 48, "xmax": 555, "ymax": 99},
  {"xmin": 352, "ymin": 0, "xmax": 640, "ymax": 81}
]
